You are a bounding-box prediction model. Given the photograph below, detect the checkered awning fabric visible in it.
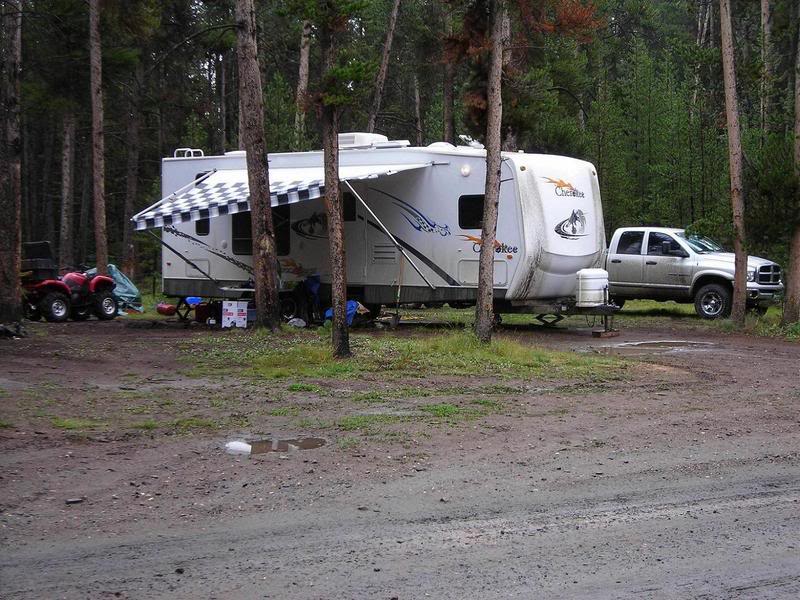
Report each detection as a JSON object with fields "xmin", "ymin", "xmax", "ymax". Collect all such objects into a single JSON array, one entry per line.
[{"xmin": 133, "ymin": 163, "xmax": 429, "ymax": 231}]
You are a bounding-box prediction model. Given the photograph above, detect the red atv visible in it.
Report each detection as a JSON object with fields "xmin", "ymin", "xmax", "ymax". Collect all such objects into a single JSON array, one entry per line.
[{"xmin": 21, "ymin": 241, "xmax": 118, "ymax": 322}]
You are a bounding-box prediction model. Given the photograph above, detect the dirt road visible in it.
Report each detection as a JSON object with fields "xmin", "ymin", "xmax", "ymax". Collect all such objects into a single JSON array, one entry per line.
[{"xmin": 1, "ymin": 320, "xmax": 799, "ymax": 598}]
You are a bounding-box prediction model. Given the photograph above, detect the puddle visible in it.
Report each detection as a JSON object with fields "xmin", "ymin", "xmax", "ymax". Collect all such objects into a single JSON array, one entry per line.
[
  {"xmin": 225, "ymin": 438, "xmax": 326, "ymax": 455},
  {"xmin": 591, "ymin": 340, "xmax": 715, "ymax": 355}
]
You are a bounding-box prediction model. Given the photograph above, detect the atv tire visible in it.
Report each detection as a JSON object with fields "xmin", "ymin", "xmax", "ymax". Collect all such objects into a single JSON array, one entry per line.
[
  {"xmin": 94, "ymin": 291, "xmax": 118, "ymax": 320},
  {"xmin": 40, "ymin": 292, "xmax": 70, "ymax": 323}
]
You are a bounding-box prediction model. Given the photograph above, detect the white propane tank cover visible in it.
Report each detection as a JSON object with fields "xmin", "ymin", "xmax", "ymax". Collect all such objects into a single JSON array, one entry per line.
[{"xmin": 575, "ymin": 268, "xmax": 609, "ymax": 307}]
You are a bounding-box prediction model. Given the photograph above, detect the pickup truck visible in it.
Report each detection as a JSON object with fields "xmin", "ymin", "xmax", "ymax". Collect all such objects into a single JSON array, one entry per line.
[{"xmin": 606, "ymin": 227, "xmax": 783, "ymax": 319}]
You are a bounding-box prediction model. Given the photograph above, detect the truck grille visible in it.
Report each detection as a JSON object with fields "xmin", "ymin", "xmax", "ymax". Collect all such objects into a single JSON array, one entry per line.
[{"xmin": 757, "ymin": 264, "xmax": 781, "ymax": 285}]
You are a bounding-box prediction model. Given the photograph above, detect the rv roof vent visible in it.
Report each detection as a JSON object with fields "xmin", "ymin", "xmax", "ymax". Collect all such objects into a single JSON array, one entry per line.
[
  {"xmin": 173, "ymin": 148, "xmax": 205, "ymax": 158},
  {"xmin": 338, "ymin": 132, "xmax": 389, "ymax": 148},
  {"xmin": 224, "ymin": 150, "xmax": 247, "ymax": 156},
  {"xmin": 428, "ymin": 142, "xmax": 455, "ymax": 149}
]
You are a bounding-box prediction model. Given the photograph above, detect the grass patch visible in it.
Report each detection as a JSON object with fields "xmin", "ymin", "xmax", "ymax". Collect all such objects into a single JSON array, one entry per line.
[
  {"xmin": 471, "ymin": 398, "xmax": 503, "ymax": 410},
  {"xmin": 337, "ymin": 436, "xmax": 361, "ymax": 450},
  {"xmin": 170, "ymin": 417, "xmax": 217, "ymax": 432},
  {"xmin": 287, "ymin": 383, "xmax": 324, "ymax": 393},
  {"xmin": 420, "ymin": 403, "xmax": 461, "ymax": 418},
  {"xmin": 131, "ymin": 419, "xmax": 159, "ymax": 430},
  {"xmin": 351, "ymin": 390, "xmax": 384, "ymax": 403},
  {"xmin": 268, "ymin": 406, "xmax": 301, "ymax": 417},
  {"xmin": 0, "ymin": 419, "xmax": 13, "ymax": 429},
  {"xmin": 186, "ymin": 329, "xmax": 624, "ymax": 382},
  {"xmin": 51, "ymin": 417, "xmax": 103, "ymax": 430}
]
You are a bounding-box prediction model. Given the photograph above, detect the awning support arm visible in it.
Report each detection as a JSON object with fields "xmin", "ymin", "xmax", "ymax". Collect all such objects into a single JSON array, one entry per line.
[
  {"xmin": 146, "ymin": 230, "xmax": 223, "ymax": 290},
  {"xmin": 342, "ymin": 179, "xmax": 436, "ymax": 290},
  {"xmin": 132, "ymin": 169, "xmax": 217, "ymax": 223}
]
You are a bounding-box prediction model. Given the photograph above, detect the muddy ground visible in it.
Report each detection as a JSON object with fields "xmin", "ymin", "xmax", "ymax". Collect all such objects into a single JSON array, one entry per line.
[{"xmin": 1, "ymin": 317, "xmax": 799, "ymax": 599}]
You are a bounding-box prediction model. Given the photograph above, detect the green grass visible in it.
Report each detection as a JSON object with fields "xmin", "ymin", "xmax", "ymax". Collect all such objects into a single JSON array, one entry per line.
[
  {"xmin": 471, "ymin": 398, "xmax": 503, "ymax": 410},
  {"xmin": 335, "ymin": 414, "xmax": 403, "ymax": 431},
  {"xmin": 420, "ymin": 403, "xmax": 461, "ymax": 418},
  {"xmin": 337, "ymin": 436, "xmax": 361, "ymax": 450},
  {"xmin": 131, "ymin": 419, "xmax": 159, "ymax": 430},
  {"xmin": 268, "ymin": 406, "xmax": 301, "ymax": 417},
  {"xmin": 51, "ymin": 417, "xmax": 103, "ymax": 430},
  {"xmin": 186, "ymin": 329, "xmax": 624, "ymax": 382},
  {"xmin": 0, "ymin": 419, "xmax": 13, "ymax": 429},
  {"xmin": 287, "ymin": 383, "xmax": 324, "ymax": 393}
]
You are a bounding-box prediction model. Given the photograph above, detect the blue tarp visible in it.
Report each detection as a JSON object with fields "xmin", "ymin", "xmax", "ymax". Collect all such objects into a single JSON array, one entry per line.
[
  {"xmin": 87, "ymin": 264, "xmax": 143, "ymax": 313},
  {"xmin": 324, "ymin": 300, "xmax": 360, "ymax": 326}
]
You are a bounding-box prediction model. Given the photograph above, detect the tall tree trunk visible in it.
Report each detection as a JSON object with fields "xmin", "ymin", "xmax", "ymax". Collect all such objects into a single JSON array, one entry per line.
[
  {"xmin": 121, "ymin": 66, "xmax": 142, "ymax": 278},
  {"xmin": 475, "ymin": 0, "xmax": 507, "ymax": 343},
  {"xmin": 442, "ymin": 8, "xmax": 455, "ymax": 144},
  {"xmin": 59, "ymin": 111, "xmax": 76, "ymax": 271},
  {"xmin": 759, "ymin": 0, "xmax": 773, "ymax": 138},
  {"xmin": 320, "ymin": 24, "xmax": 350, "ymax": 358},
  {"xmin": 78, "ymin": 151, "xmax": 91, "ymax": 264},
  {"xmin": 719, "ymin": 0, "xmax": 747, "ymax": 325},
  {"xmin": 40, "ymin": 125, "xmax": 56, "ymax": 246},
  {"xmin": 782, "ymin": 22, "xmax": 800, "ymax": 325},
  {"xmin": 89, "ymin": 0, "xmax": 108, "ymax": 274},
  {"xmin": 218, "ymin": 52, "xmax": 227, "ymax": 153},
  {"xmin": 413, "ymin": 73, "xmax": 423, "ymax": 146},
  {"xmin": 294, "ymin": 20, "xmax": 311, "ymax": 149},
  {"xmin": 366, "ymin": 0, "xmax": 402, "ymax": 133},
  {"xmin": 0, "ymin": 0, "xmax": 23, "ymax": 324},
  {"xmin": 236, "ymin": 0, "xmax": 280, "ymax": 331}
]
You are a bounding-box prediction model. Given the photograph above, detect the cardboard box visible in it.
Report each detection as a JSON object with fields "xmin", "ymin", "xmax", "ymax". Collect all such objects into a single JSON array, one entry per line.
[{"xmin": 222, "ymin": 301, "xmax": 249, "ymax": 328}]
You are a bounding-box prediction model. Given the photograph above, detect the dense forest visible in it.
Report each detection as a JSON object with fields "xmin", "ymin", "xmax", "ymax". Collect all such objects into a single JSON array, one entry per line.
[{"xmin": 2, "ymin": 0, "xmax": 799, "ymax": 301}]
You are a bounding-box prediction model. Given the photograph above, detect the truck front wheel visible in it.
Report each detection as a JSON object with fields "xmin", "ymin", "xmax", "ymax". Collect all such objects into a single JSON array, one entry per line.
[{"xmin": 694, "ymin": 283, "xmax": 731, "ymax": 319}]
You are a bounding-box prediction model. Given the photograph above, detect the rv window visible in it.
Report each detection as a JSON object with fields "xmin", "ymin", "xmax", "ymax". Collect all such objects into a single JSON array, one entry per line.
[
  {"xmin": 231, "ymin": 208, "xmax": 291, "ymax": 256},
  {"xmin": 343, "ymin": 192, "xmax": 356, "ymax": 222},
  {"xmin": 195, "ymin": 218, "xmax": 210, "ymax": 236},
  {"xmin": 459, "ymin": 195, "xmax": 485, "ymax": 229},
  {"xmin": 232, "ymin": 212, "xmax": 252, "ymax": 255},
  {"xmin": 617, "ymin": 231, "xmax": 644, "ymax": 255},
  {"xmin": 273, "ymin": 204, "xmax": 291, "ymax": 256}
]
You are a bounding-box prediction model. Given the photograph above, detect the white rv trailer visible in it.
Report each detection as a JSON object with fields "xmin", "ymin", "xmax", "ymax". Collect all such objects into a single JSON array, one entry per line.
[{"xmin": 134, "ymin": 133, "xmax": 608, "ymax": 315}]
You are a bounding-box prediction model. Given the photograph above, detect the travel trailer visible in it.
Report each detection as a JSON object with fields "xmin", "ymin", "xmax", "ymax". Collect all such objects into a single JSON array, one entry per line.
[{"xmin": 134, "ymin": 133, "xmax": 610, "ymax": 318}]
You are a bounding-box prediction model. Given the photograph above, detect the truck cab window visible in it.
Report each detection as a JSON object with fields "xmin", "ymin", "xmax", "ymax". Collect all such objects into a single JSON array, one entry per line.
[
  {"xmin": 647, "ymin": 232, "xmax": 680, "ymax": 255},
  {"xmin": 195, "ymin": 218, "xmax": 210, "ymax": 236},
  {"xmin": 459, "ymin": 195, "xmax": 485, "ymax": 229},
  {"xmin": 232, "ymin": 208, "xmax": 291, "ymax": 256},
  {"xmin": 617, "ymin": 231, "xmax": 644, "ymax": 255}
]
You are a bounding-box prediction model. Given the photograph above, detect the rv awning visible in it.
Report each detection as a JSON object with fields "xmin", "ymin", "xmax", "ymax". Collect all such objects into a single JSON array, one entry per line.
[{"xmin": 132, "ymin": 162, "xmax": 430, "ymax": 231}]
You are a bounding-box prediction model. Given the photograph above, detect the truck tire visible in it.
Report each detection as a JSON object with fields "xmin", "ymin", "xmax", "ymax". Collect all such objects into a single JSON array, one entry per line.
[
  {"xmin": 39, "ymin": 292, "xmax": 70, "ymax": 323},
  {"xmin": 694, "ymin": 283, "xmax": 731, "ymax": 319}
]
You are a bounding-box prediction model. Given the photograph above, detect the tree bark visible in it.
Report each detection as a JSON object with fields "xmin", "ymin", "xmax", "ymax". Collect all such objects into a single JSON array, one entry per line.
[
  {"xmin": 294, "ymin": 20, "xmax": 311, "ymax": 149},
  {"xmin": 719, "ymin": 0, "xmax": 747, "ymax": 326},
  {"xmin": 475, "ymin": 0, "xmax": 508, "ymax": 343},
  {"xmin": 78, "ymin": 151, "xmax": 91, "ymax": 264},
  {"xmin": 236, "ymin": 0, "xmax": 281, "ymax": 331},
  {"xmin": 442, "ymin": 8, "xmax": 455, "ymax": 144},
  {"xmin": 59, "ymin": 111, "xmax": 76, "ymax": 272},
  {"xmin": 121, "ymin": 66, "xmax": 142, "ymax": 279},
  {"xmin": 0, "ymin": 0, "xmax": 23, "ymax": 324},
  {"xmin": 413, "ymin": 73, "xmax": 423, "ymax": 146},
  {"xmin": 218, "ymin": 52, "xmax": 227, "ymax": 153},
  {"xmin": 89, "ymin": 0, "xmax": 108, "ymax": 275},
  {"xmin": 759, "ymin": 0, "xmax": 772, "ymax": 137},
  {"xmin": 782, "ymin": 22, "xmax": 800, "ymax": 325},
  {"xmin": 320, "ymin": 21, "xmax": 350, "ymax": 358},
  {"xmin": 366, "ymin": 0, "xmax": 402, "ymax": 133}
]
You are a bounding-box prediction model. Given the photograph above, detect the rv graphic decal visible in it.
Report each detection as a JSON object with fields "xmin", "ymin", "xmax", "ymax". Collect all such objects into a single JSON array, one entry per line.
[
  {"xmin": 543, "ymin": 177, "xmax": 586, "ymax": 198},
  {"xmin": 291, "ymin": 212, "xmax": 327, "ymax": 240},
  {"xmin": 392, "ymin": 199, "xmax": 451, "ymax": 237},
  {"xmin": 459, "ymin": 234, "xmax": 518, "ymax": 258},
  {"xmin": 280, "ymin": 258, "xmax": 315, "ymax": 277},
  {"xmin": 554, "ymin": 209, "xmax": 587, "ymax": 239}
]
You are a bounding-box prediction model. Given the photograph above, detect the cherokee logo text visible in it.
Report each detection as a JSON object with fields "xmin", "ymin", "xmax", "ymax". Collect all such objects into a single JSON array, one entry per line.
[{"xmin": 543, "ymin": 177, "xmax": 585, "ymax": 198}]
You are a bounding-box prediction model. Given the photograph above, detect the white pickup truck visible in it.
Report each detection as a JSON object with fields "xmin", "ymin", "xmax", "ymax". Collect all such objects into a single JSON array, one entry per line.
[{"xmin": 606, "ymin": 227, "xmax": 783, "ymax": 319}]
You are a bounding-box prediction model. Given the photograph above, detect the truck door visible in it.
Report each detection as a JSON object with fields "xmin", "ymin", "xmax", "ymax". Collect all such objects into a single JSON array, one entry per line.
[
  {"xmin": 643, "ymin": 232, "xmax": 692, "ymax": 298},
  {"xmin": 608, "ymin": 230, "xmax": 646, "ymax": 296}
]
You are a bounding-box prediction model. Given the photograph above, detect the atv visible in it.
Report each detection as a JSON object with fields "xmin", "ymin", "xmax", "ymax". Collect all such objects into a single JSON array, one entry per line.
[{"xmin": 21, "ymin": 241, "xmax": 118, "ymax": 322}]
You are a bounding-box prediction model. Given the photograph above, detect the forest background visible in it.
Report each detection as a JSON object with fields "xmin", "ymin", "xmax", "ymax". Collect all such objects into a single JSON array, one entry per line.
[{"xmin": 9, "ymin": 0, "xmax": 800, "ymax": 283}]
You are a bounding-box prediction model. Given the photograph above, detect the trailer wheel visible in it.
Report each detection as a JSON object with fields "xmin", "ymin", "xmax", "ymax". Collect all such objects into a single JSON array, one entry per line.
[
  {"xmin": 280, "ymin": 297, "xmax": 298, "ymax": 320},
  {"xmin": 694, "ymin": 283, "xmax": 731, "ymax": 319},
  {"xmin": 39, "ymin": 292, "xmax": 70, "ymax": 323}
]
